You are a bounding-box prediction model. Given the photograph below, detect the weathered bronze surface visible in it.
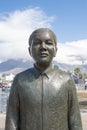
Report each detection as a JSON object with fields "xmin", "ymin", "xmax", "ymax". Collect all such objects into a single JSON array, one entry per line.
[{"xmin": 5, "ymin": 28, "xmax": 82, "ymax": 130}]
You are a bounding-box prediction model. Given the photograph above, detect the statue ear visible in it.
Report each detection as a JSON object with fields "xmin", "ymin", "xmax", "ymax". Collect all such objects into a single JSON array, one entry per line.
[
  {"xmin": 54, "ymin": 47, "xmax": 57, "ymax": 57},
  {"xmin": 28, "ymin": 47, "xmax": 32, "ymax": 56}
]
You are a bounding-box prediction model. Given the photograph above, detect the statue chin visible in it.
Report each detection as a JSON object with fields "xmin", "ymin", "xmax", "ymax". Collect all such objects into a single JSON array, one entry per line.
[{"xmin": 35, "ymin": 61, "xmax": 51, "ymax": 71}]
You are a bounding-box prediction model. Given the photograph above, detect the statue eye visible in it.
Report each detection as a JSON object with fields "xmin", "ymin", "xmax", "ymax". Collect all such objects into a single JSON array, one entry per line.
[
  {"xmin": 34, "ymin": 40, "xmax": 41, "ymax": 45},
  {"xmin": 46, "ymin": 41, "xmax": 53, "ymax": 45}
]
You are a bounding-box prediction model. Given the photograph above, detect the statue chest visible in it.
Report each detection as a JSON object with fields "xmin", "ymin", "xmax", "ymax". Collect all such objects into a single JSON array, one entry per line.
[{"xmin": 19, "ymin": 75, "xmax": 68, "ymax": 108}]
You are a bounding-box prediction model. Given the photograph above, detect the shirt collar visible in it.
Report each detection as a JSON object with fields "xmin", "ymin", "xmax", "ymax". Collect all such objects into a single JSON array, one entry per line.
[{"xmin": 33, "ymin": 63, "xmax": 55, "ymax": 79}]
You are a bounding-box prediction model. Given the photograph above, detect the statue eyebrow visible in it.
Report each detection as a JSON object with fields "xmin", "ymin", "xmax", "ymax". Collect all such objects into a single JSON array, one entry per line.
[
  {"xmin": 33, "ymin": 38, "xmax": 41, "ymax": 41},
  {"xmin": 32, "ymin": 39, "xmax": 42, "ymax": 44},
  {"xmin": 46, "ymin": 39, "xmax": 53, "ymax": 42}
]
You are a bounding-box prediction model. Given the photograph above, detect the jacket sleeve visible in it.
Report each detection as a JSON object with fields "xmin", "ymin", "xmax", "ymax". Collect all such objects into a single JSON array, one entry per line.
[
  {"xmin": 68, "ymin": 77, "xmax": 83, "ymax": 130},
  {"xmin": 5, "ymin": 75, "xmax": 20, "ymax": 130}
]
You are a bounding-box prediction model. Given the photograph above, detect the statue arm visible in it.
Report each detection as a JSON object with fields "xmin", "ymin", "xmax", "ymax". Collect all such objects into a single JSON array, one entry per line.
[
  {"xmin": 68, "ymin": 77, "xmax": 83, "ymax": 130},
  {"xmin": 5, "ymin": 75, "xmax": 20, "ymax": 130}
]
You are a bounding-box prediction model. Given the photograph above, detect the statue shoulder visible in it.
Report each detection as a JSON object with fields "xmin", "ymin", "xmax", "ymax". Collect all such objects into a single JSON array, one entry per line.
[
  {"xmin": 14, "ymin": 67, "xmax": 35, "ymax": 81},
  {"xmin": 54, "ymin": 67, "xmax": 73, "ymax": 81},
  {"xmin": 54, "ymin": 67, "xmax": 69, "ymax": 76}
]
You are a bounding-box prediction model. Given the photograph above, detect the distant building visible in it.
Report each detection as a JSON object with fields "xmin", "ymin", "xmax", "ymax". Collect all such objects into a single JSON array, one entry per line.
[
  {"xmin": 0, "ymin": 73, "xmax": 15, "ymax": 87},
  {"xmin": 5, "ymin": 73, "xmax": 15, "ymax": 81}
]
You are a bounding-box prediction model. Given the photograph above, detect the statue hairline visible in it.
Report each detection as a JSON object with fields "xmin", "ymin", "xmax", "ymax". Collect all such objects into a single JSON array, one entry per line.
[{"xmin": 28, "ymin": 28, "xmax": 57, "ymax": 47}]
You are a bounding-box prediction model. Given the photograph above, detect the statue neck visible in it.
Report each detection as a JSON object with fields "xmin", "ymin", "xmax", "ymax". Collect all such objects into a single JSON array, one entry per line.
[{"xmin": 35, "ymin": 62, "xmax": 52, "ymax": 73}]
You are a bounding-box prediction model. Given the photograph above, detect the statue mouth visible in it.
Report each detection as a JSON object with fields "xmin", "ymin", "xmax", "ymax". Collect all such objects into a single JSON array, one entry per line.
[{"xmin": 40, "ymin": 52, "xmax": 48, "ymax": 57}]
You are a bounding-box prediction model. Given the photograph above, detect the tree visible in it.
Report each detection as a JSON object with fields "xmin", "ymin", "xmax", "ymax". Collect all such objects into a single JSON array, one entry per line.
[{"xmin": 74, "ymin": 67, "xmax": 81, "ymax": 75}]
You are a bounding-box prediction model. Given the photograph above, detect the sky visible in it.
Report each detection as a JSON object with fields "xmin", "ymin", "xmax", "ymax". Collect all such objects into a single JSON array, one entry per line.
[{"xmin": 0, "ymin": 0, "xmax": 87, "ymax": 65}]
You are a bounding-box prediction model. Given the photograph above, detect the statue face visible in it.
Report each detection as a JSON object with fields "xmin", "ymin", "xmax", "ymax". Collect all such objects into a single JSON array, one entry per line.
[{"xmin": 29, "ymin": 29, "xmax": 57, "ymax": 66}]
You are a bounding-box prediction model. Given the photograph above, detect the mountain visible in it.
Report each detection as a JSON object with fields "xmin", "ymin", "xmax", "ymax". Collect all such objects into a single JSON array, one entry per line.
[
  {"xmin": 0, "ymin": 59, "xmax": 87, "ymax": 74},
  {"xmin": 0, "ymin": 59, "xmax": 33, "ymax": 74}
]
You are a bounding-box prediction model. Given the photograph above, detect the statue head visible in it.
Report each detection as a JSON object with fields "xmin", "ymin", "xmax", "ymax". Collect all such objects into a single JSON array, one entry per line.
[{"xmin": 28, "ymin": 28, "xmax": 57, "ymax": 69}]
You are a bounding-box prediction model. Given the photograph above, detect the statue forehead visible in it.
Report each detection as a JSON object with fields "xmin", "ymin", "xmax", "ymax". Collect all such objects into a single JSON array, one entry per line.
[
  {"xmin": 29, "ymin": 28, "xmax": 57, "ymax": 46},
  {"xmin": 32, "ymin": 28, "xmax": 54, "ymax": 38}
]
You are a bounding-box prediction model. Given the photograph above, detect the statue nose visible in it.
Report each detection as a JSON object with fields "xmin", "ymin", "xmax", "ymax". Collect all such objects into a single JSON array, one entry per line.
[{"xmin": 41, "ymin": 42, "xmax": 46, "ymax": 48}]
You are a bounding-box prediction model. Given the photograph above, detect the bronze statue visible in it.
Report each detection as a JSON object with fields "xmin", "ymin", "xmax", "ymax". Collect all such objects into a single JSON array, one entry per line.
[{"xmin": 5, "ymin": 28, "xmax": 82, "ymax": 130}]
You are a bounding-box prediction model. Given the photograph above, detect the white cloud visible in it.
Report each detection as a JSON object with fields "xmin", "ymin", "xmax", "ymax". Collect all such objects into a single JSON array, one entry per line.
[
  {"xmin": 0, "ymin": 7, "xmax": 54, "ymax": 62},
  {"xmin": 54, "ymin": 39, "xmax": 87, "ymax": 65},
  {"xmin": 0, "ymin": 7, "xmax": 87, "ymax": 65}
]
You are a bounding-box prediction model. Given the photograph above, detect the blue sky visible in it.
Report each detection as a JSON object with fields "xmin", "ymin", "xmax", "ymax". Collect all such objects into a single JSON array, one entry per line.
[
  {"xmin": 0, "ymin": 0, "xmax": 87, "ymax": 42},
  {"xmin": 0, "ymin": 0, "xmax": 87, "ymax": 65}
]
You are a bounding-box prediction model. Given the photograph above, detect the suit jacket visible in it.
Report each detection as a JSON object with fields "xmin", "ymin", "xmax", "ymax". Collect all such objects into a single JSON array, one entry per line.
[{"xmin": 5, "ymin": 65, "xmax": 82, "ymax": 130}]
